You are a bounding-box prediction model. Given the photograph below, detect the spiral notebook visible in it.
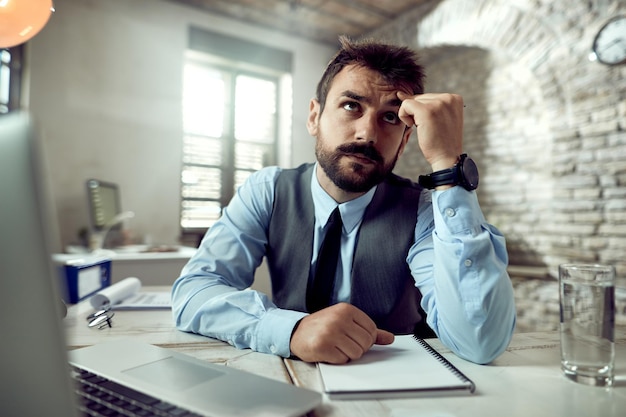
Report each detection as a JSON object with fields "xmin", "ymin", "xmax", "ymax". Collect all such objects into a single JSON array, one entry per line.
[{"xmin": 318, "ymin": 335, "xmax": 475, "ymax": 400}]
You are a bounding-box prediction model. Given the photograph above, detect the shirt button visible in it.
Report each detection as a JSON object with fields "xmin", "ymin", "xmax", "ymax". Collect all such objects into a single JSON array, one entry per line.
[
  {"xmin": 464, "ymin": 259, "xmax": 473, "ymax": 267},
  {"xmin": 270, "ymin": 345, "xmax": 277, "ymax": 354},
  {"xmin": 445, "ymin": 208, "xmax": 456, "ymax": 217}
]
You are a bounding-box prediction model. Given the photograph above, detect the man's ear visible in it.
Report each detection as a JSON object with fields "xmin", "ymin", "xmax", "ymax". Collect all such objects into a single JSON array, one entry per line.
[{"xmin": 307, "ymin": 99, "xmax": 320, "ymax": 136}]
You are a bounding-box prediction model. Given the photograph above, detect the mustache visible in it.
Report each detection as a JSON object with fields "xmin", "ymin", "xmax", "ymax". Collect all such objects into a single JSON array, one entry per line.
[{"xmin": 336, "ymin": 143, "xmax": 383, "ymax": 163}]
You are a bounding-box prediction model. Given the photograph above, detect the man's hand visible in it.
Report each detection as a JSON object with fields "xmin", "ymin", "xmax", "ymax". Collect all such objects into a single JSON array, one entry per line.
[
  {"xmin": 397, "ymin": 92, "xmax": 464, "ymax": 172},
  {"xmin": 290, "ymin": 303, "xmax": 394, "ymax": 364}
]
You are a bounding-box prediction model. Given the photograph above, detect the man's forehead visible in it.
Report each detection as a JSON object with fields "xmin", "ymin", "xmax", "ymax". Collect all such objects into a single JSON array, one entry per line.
[{"xmin": 329, "ymin": 65, "xmax": 402, "ymax": 104}]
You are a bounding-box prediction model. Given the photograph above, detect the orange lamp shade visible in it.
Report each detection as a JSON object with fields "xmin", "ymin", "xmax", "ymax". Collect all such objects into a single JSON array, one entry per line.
[{"xmin": 0, "ymin": 0, "xmax": 53, "ymax": 48}]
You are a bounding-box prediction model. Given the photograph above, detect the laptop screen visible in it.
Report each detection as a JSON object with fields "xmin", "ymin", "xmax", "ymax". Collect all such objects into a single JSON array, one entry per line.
[
  {"xmin": 0, "ymin": 112, "xmax": 78, "ymax": 417},
  {"xmin": 0, "ymin": 112, "xmax": 323, "ymax": 417}
]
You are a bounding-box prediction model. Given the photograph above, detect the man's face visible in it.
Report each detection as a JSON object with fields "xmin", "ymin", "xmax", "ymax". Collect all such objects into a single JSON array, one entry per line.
[{"xmin": 308, "ymin": 65, "xmax": 411, "ymax": 193}]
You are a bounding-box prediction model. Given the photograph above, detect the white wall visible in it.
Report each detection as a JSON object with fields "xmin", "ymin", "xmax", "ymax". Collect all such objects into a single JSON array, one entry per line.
[{"xmin": 26, "ymin": 0, "xmax": 334, "ymax": 250}]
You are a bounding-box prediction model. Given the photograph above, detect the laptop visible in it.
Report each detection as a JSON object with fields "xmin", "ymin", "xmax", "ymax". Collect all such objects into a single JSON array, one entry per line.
[{"xmin": 0, "ymin": 112, "xmax": 322, "ymax": 417}]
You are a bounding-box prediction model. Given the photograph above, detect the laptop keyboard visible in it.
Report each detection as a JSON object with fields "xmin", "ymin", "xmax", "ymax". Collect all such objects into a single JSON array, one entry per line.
[{"xmin": 72, "ymin": 366, "xmax": 203, "ymax": 417}]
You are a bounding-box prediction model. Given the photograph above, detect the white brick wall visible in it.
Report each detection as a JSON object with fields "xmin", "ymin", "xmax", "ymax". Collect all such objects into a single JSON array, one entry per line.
[
  {"xmin": 368, "ymin": 0, "xmax": 626, "ymax": 331},
  {"xmin": 511, "ymin": 275, "xmax": 626, "ymax": 332}
]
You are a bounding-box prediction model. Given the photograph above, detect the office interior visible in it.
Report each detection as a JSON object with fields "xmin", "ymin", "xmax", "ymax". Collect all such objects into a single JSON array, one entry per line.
[{"xmin": 7, "ymin": 0, "xmax": 626, "ymax": 332}]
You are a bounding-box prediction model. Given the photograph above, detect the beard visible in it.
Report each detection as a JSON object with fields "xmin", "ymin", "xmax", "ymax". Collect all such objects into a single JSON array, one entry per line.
[{"xmin": 315, "ymin": 136, "xmax": 402, "ymax": 193}]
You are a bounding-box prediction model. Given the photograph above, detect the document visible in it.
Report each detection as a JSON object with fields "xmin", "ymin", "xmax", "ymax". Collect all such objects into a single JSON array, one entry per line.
[
  {"xmin": 89, "ymin": 277, "xmax": 171, "ymax": 310},
  {"xmin": 317, "ymin": 335, "xmax": 475, "ymax": 400}
]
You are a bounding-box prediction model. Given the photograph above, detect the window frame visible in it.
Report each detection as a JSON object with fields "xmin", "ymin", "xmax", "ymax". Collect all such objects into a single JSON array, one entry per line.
[
  {"xmin": 0, "ymin": 45, "xmax": 24, "ymax": 114},
  {"xmin": 180, "ymin": 51, "xmax": 284, "ymax": 243}
]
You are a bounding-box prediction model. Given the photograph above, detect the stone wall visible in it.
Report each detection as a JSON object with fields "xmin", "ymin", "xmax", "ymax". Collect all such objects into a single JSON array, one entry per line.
[
  {"xmin": 368, "ymin": 0, "xmax": 626, "ymax": 331},
  {"xmin": 510, "ymin": 271, "xmax": 626, "ymax": 332}
]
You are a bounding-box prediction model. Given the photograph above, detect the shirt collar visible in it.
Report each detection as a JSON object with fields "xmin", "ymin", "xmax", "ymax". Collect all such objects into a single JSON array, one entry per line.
[{"xmin": 310, "ymin": 163, "xmax": 377, "ymax": 234}]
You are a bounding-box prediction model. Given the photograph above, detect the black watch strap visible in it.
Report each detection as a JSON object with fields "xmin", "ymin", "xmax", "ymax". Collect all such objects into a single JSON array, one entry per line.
[
  {"xmin": 418, "ymin": 154, "xmax": 478, "ymax": 191},
  {"xmin": 418, "ymin": 166, "xmax": 456, "ymax": 189}
]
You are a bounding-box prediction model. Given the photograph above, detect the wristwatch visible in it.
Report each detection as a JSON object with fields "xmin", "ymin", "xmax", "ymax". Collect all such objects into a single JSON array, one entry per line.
[{"xmin": 418, "ymin": 154, "xmax": 479, "ymax": 191}]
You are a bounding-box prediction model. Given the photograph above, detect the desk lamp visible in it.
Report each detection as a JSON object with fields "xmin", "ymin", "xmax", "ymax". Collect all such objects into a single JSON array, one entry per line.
[{"xmin": 90, "ymin": 211, "xmax": 135, "ymax": 255}]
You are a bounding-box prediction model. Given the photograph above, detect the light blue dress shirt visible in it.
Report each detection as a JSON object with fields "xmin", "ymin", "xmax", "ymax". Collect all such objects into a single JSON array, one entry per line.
[{"xmin": 172, "ymin": 165, "xmax": 516, "ymax": 364}]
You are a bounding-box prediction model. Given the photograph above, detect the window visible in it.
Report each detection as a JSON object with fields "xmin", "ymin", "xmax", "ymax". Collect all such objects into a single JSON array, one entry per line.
[
  {"xmin": 180, "ymin": 29, "xmax": 292, "ymax": 242},
  {"xmin": 0, "ymin": 45, "xmax": 23, "ymax": 114}
]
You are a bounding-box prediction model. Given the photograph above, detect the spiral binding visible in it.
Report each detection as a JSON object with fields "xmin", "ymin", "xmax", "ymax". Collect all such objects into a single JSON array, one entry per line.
[{"xmin": 412, "ymin": 336, "xmax": 476, "ymax": 391}]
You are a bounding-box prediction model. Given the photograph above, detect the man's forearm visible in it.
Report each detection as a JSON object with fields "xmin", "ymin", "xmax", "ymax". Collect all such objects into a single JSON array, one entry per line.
[
  {"xmin": 410, "ymin": 188, "xmax": 516, "ymax": 364},
  {"xmin": 172, "ymin": 276, "xmax": 306, "ymax": 357}
]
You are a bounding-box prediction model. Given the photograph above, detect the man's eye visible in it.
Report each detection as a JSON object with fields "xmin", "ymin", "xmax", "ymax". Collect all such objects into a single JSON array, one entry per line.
[
  {"xmin": 342, "ymin": 102, "xmax": 359, "ymax": 112},
  {"xmin": 383, "ymin": 112, "xmax": 400, "ymax": 124}
]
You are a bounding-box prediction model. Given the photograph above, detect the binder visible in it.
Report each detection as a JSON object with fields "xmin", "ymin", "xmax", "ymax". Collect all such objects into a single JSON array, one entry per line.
[{"xmin": 317, "ymin": 335, "xmax": 475, "ymax": 400}]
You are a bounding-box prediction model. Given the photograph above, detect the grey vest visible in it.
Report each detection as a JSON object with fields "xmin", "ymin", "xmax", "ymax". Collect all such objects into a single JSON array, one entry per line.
[{"xmin": 266, "ymin": 164, "xmax": 431, "ymax": 335}]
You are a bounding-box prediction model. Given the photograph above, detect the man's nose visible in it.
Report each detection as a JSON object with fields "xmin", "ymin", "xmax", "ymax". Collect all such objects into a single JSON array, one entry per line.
[{"xmin": 355, "ymin": 113, "xmax": 378, "ymax": 144}]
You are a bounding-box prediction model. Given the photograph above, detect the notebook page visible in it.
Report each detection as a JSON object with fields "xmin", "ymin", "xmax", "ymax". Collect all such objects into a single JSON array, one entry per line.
[{"xmin": 318, "ymin": 335, "xmax": 472, "ymax": 394}]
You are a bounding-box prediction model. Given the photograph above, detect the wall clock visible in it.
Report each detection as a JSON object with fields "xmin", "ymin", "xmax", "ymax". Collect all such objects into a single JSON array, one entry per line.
[{"xmin": 591, "ymin": 15, "xmax": 626, "ymax": 65}]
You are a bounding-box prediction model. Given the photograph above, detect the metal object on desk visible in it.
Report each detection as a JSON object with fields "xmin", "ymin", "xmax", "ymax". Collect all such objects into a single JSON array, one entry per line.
[{"xmin": 86, "ymin": 307, "xmax": 114, "ymax": 329}]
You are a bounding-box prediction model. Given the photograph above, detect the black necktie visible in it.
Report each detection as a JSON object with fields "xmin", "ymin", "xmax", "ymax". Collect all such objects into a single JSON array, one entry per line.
[{"xmin": 307, "ymin": 207, "xmax": 343, "ymax": 312}]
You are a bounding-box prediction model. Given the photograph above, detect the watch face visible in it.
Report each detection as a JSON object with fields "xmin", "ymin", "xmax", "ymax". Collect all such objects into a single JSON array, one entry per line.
[
  {"xmin": 592, "ymin": 16, "xmax": 626, "ymax": 66},
  {"xmin": 461, "ymin": 157, "xmax": 479, "ymax": 190}
]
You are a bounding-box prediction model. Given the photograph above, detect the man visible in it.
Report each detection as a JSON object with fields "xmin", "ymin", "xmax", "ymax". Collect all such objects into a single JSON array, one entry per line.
[{"xmin": 172, "ymin": 37, "xmax": 516, "ymax": 365}]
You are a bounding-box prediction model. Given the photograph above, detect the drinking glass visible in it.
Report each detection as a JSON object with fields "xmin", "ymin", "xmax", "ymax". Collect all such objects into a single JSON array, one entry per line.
[{"xmin": 559, "ymin": 263, "xmax": 615, "ymax": 386}]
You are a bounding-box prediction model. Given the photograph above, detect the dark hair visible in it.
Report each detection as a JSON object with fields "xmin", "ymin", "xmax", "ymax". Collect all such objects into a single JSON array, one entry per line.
[{"xmin": 315, "ymin": 36, "xmax": 425, "ymax": 114}]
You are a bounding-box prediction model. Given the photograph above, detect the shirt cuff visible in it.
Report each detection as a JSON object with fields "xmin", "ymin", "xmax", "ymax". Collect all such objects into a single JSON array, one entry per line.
[
  {"xmin": 432, "ymin": 187, "xmax": 487, "ymax": 238},
  {"xmin": 256, "ymin": 308, "xmax": 308, "ymax": 357}
]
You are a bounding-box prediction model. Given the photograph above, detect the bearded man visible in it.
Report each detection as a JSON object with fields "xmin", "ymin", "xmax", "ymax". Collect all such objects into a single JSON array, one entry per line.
[{"xmin": 172, "ymin": 37, "xmax": 516, "ymax": 365}]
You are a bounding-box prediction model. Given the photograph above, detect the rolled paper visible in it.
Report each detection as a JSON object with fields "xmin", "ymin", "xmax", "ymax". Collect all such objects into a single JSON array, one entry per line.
[{"xmin": 89, "ymin": 277, "xmax": 141, "ymax": 309}]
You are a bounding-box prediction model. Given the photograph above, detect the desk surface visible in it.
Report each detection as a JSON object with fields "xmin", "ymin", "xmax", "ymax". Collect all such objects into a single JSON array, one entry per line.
[{"xmin": 65, "ymin": 287, "xmax": 626, "ymax": 417}]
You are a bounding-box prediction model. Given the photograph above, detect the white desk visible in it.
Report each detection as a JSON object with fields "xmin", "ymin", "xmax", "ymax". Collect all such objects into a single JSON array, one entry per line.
[
  {"xmin": 286, "ymin": 331, "xmax": 626, "ymax": 417},
  {"xmin": 55, "ymin": 247, "xmax": 196, "ymax": 286},
  {"xmin": 56, "ymin": 247, "xmax": 274, "ymax": 292},
  {"xmin": 65, "ymin": 288, "xmax": 626, "ymax": 417},
  {"xmin": 64, "ymin": 289, "xmax": 293, "ymax": 385},
  {"xmin": 105, "ymin": 247, "xmax": 196, "ymax": 285}
]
